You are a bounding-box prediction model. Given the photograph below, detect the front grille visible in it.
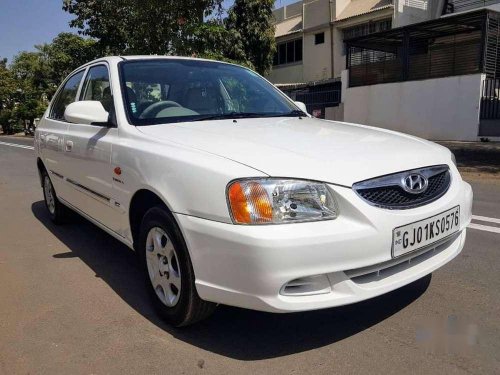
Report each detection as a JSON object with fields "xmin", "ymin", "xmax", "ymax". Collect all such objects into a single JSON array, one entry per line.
[
  {"xmin": 353, "ymin": 165, "xmax": 451, "ymax": 209},
  {"xmin": 345, "ymin": 232, "xmax": 459, "ymax": 284}
]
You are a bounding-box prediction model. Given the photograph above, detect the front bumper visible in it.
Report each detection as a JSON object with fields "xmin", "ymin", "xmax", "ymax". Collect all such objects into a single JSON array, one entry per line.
[{"xmin": 176, "ymin": 176, "xmax": 473, "ymax": 313}]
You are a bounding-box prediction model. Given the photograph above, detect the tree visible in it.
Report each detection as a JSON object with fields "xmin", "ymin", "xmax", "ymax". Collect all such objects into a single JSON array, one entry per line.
[
  {"xmin": 62, "ymin": 0, "xmax": 224, "ymax": 55},
  {"xmin": 62, "ymin": 0, "xmax": 276, "ymax": 74},
  {"xmin": 9, "ymin": 52, "xmax": 50, "ymax": 129},
  {"xmin": 0, "ymin": 32, "xmax": 99, "ymax": 134},
  {"xmin": 0, "ymin": 58, "xmax": 16, "ymax": 110},
  {"xmin": 225, "ymin": 0, "xmax": 276, "ymax": 75},
  {"xmin": 10, "ymin": 52, "xmax": 50, "ymax": 92},
  {"xmin": 38, "ymin": 32, "xmax": 98, "ymax": 88},
  {"xmin": 189, "ymin": 20, "xmax": 251, "ymax": 67},
  {"xmin": 13, "ymin": 97, "xmax": 46, "ymax": 128},
  {"xmin": 0, "ymin": 58, "xmax": 18, "ymax": 134}
]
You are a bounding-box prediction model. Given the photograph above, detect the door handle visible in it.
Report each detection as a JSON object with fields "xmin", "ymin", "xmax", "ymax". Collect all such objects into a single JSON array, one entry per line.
[{"xmin": 65, "ymin": 140, "xmax": 73, "ymax": 152}]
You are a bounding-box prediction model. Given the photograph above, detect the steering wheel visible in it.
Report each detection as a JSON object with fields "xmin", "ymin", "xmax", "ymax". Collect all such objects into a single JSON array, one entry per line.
[{"xmin": 139, "ymin": 101, "xmax": 182, "ymax": 119}]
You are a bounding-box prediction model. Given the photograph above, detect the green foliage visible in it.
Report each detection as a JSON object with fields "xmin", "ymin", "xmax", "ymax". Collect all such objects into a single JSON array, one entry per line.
[
  {"xmin": 62, "ymin": 0, "xmax": 224, "ymax": 55},
  {"xmin": 0, "ymin": 58, "xmax": 19, "ymax": 134},
  {"xmin": 0, "ymin": 59, "xmax": 16, "ymax": 109},
  {"xmin": 39, "ymin": 32, "xmax": 99, "ymax": 87},
  {"xmin": 10, "ymin": 51, "xmax": 50, "ymax": 93},
  {"xmin": 6, "ymin": 52, "xmax": 50, "ymax": 131},
  {"xmin": 225, "ymin": 0, "xmax": 276, "ymax": 75},
  {"xmin": 189, "ymin": 21, "xmax": 253, "ymax": 69},
  {"xmin": 62, "ymin": 0, "xmax": 275, "ymax": 73},
  {"xmin": 0, "ymin": 33, "xmax": 97, "ymax": 134}
]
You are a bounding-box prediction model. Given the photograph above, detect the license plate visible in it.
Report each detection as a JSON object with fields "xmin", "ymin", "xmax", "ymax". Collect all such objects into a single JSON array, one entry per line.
[{"xmin": 392, "ymin": 206, "xmax": 460, "ymax": 258}]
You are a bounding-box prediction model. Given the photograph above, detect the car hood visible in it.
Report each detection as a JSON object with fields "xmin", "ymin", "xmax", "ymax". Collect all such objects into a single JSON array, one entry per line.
[{"xmin": 137, "ymin": 117, "xmax": 451, "ymax": 187}]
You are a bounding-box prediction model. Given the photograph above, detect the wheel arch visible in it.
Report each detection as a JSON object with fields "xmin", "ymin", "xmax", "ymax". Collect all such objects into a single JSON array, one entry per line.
[
  {"xmin": 128, "ymin": 188, "xmax": 179, "ymax": 251},
  {"xmin": 36, "ymin": 157, "xmax": 47, "ymax": 187}
]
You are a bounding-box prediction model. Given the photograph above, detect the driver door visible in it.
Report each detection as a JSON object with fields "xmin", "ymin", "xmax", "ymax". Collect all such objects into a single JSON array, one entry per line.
[{"xmin": 61, "ymin": 64, "xmax": 119, "ymax": 228}]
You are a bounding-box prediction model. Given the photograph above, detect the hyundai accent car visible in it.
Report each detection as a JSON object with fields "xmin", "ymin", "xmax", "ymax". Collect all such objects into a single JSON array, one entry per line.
[{"xmin": 35, "ymin": 56, "xmax": 473, "ymax": 326}]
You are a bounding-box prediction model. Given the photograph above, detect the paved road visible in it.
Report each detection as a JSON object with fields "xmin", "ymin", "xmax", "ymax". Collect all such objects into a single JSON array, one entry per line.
[{"xmin": 1, "ymin": 136, "xmax": 499, "ymax": 374}]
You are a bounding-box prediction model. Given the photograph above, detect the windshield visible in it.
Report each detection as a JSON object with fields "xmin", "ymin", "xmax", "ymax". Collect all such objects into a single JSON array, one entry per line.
[{"xmin": 119, "ymin": 59, "xmax": 301, "ymax": 125}]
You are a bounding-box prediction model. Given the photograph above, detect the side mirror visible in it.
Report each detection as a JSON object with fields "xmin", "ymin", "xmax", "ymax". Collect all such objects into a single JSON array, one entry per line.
[
  {"xmin": 64, "ymin": 101, "xmax": 110, "ymax": 126},
  {"xmin": 294, "ymin": 101, "xmax": 308, "ymax": 114}
]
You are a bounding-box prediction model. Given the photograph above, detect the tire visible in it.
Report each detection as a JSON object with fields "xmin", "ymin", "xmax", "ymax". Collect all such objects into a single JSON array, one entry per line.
[
  {"xmin": 41, "ymin": 170, "xmax": 69, "ymax": 224},
  {"xmin": 138, "ymin": 206, "xmax": 216, "ymax": 327}
]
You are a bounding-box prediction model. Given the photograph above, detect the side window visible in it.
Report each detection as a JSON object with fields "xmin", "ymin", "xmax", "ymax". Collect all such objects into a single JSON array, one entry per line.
[
  {"xmin": 50, "ymin": 70, "xmax": 85, "ymax": 121},
  {"xmin": 81, "ymin": 65, "xmax": 112, "ymax": 111}
]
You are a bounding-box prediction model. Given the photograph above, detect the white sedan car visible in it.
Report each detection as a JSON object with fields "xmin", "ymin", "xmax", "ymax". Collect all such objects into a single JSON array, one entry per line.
[{"xmin": 35, "ymin": 56, "xmax": 473, "ymax": 326}]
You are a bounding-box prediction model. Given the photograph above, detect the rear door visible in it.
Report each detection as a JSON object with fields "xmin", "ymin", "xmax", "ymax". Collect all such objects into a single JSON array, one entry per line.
[
  {"xmin": 39, "ymin": 70, "xmax": 85, "ymax": 200},
  {"xmin": 60, "ymin": 64, "xmax": 120, "ymax": 228}
]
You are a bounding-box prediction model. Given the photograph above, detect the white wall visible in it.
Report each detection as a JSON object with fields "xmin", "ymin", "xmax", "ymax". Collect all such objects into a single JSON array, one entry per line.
[{"xmin": 343, "ymin": 73, "xmax": 484, "ymax": 141}]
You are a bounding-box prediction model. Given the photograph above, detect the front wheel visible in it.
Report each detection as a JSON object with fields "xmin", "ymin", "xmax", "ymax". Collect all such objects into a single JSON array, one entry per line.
[{"xmin": 138, "ymin": 206, "xmax": 216, "ymax": 326}]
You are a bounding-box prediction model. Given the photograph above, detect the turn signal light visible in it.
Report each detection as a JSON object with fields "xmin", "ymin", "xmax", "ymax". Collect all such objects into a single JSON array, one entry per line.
[{"xmin": 228, "ymin": 181, "xmax": 273, "ymax": 224}]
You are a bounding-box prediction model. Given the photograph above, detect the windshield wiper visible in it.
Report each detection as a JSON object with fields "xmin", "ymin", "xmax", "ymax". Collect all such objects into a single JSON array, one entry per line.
[
  {"xmin": 191, "ymin": 110, "xmax": 307, "ymax": 122},
  {"xmin": 191, "ymin": 112, "xmax": 269, "ymax": 121},
  {"xmin": 269, "ymin": 110, "xmax": 307, "ymax": 118}
]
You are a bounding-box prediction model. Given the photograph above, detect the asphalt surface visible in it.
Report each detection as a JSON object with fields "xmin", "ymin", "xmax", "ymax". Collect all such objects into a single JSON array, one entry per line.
[{"xmin": 1, "ymin": 136, "xmax": 499, "ymax": 374}]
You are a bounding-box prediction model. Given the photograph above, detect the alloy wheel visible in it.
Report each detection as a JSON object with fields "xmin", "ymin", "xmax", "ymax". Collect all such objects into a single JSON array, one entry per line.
[
  {"xmin": 44, "ymin": 176, "xmax": 56, "ymax": 215},
  {"xmin": 145, "ymin": 227, "xmax": 182, "ymax": 307}
]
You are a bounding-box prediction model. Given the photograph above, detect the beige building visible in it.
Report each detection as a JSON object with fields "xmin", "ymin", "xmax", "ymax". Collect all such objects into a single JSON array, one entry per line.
[
  {"xmin": 268, "ymin": 0, "xmax": 500, "ymax": 86},
  {"xmin": 267, "ymin": 0, "xmax": 457, "ymax": 85},
  {"xmin": 268, "ymin": 0, "xmax": 396, "ymax": 85}
]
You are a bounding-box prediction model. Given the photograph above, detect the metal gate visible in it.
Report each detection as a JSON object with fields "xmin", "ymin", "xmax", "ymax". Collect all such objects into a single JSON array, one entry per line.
[
  {"xmin": 479, "ymin": 78, "xmax": 500, "ymax": 136},
  {"xmin": 480, "ymin": 78, "xmax": 500, "ymax": 119},
  {"xmin": 280, "ymin": 82, "xmax": 341, "ymax": 119}
]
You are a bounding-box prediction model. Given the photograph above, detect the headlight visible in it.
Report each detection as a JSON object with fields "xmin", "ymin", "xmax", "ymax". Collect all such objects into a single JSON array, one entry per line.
[
  {"xmin": 450, "ymin": 152, "xmax": 457, "ymax": 166},
  {"xmin": 227, "ymin": 179, "xmax": 338, "ymax": 225}
]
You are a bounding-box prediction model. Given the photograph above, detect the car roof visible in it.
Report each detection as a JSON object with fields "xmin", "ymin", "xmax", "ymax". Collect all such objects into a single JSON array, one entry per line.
[
  {"xmin": 120, "ymin": 55, "xmax": 205, "ymax": 61},
  {"xmin": 87, "ymin": 55, "xmax": 237, "ymax": 67},
  {"xmin": 67, "ymin": 55, "xmax": 242, "ymax": 78}
]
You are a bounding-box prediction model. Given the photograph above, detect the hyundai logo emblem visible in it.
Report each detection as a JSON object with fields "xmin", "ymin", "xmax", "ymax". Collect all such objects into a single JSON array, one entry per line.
[{"xmin": 401, "ymin": 173, "xmax": 428, "ymax": 194}]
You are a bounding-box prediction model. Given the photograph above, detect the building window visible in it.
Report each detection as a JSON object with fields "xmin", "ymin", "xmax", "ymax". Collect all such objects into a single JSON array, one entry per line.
[
  {"xmin": 315, "ymin": 32, "xmax": 325, "ymax": 45},
  {"xmin": 278, "ymin": 43, "xmax": 287, "ymax": 65},
  {"xmin": 273, "ymin": 38, "xmax": 303, "ymax": 66},
  {"xmin": 379, "ymin": 19, "xmax": 392, "ymax": 32},
  {"xmin": 343, "ymin": 19, "xmax": 392, "ymax": 41},
  {"xmin": 295, "ymin": 39, "xmax": 303, "ymax": 61}
]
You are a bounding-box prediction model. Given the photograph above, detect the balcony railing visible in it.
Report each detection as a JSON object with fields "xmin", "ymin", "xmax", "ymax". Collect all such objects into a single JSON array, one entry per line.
[
  {"xmin": 345, "ymin": 10, "xmax": 500, "ymax": 87},
  {"xmin": 443, "ymin": 0, "xmax": 500, "ymax": 14}
]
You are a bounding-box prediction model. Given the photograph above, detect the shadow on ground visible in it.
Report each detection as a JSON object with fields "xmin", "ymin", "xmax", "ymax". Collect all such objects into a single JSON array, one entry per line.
[{"xmin": 32, "ymin": 200, "xmax": 431, "ymax": 361}]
